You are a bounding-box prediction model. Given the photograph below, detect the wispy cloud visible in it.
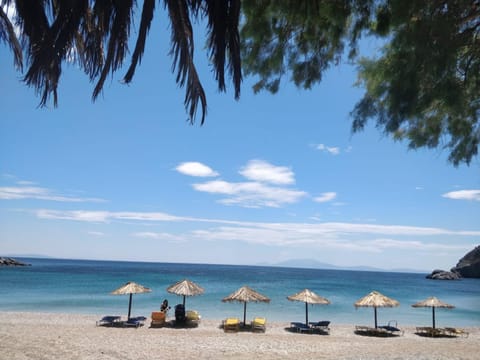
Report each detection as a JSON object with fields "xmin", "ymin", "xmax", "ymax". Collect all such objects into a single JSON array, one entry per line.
[
  {"xmin": 239, "ymin": 160, "xmax": 294, "ymax": 185},
  {"xmin": 175, "ymin": 162, "xmax": 219, "ymax": 177},
  {"xmin": 35, "ymin": 209, "xmax": 185, "ymax": 223},
  {"xmin": 315, "ymin": 143, "xmax": 341, "ymax": 155},
  {"xmin": 192, "ymin": 180, "xmax": 306, "ymax": 208},
  {"xmin": 88, "ymin": 231, "xmax": 105, "ymax": 237},
  {"xmin": 314, "ymin": 192, "xmax": 337, "ymax": 203},
  {"xmin": 190, "ymin": 226, "xmax": 475, "ymax": 252},
  {"xmin": 133, "ymin": 232, "xmax": 186, "ymax": 242},
  {"xmin": 0, "ymin": 186, "xmax": 105, "ymax": 203},
  {"xmin": 32, "ymin": 208, "xmax": 480, "ymax": 237},
  {"xmin": 442, "ymin": 189, "xmax": 480, "ymax": 202}
]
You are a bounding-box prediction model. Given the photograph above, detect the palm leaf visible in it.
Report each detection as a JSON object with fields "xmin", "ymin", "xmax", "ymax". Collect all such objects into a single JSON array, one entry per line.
[
  {"xmin": 0, "ymin": 2, "xmax": 23, "ymax": 70},
  {"xmin": 204, "ymin": 0, "xmax": 241, "ymax": 98},
  {"xmin": 123, "ymin": 0, "xmax": 155, "ymax": 83},
  {"xmin": 165, "ymin": 0, "xmax": 206, "ymax": 123},
  {"xmin": 93, "ymin": 0, "xmax": 134, "ymax": 100}
]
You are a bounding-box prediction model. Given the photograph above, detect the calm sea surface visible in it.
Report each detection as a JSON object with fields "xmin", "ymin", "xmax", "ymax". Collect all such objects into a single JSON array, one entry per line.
[{"xmin": 1, "ymin": 258, "xmax": 479, "ymax": 327}]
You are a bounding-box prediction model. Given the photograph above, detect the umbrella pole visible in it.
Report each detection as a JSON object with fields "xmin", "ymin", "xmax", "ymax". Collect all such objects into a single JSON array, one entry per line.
[
  {"xmin": 183, "ymin": 295, "xmax": 186, "ymax": 307},
  {"xmin": 432, "ymin": 307, "xmax": 436, "ymax": 329},
  {"xmin": 374, "ymin": 307, "xmax": 378, "ymax": 329},
  {"xmin": 128, "ymin": 293, "xmax": 133, "ymax": 320},
  {"xmin": 243, "ymin": 302, "xmax": 247, "ymax": 326},
  {"xmin": 305, "ymin": 302, "xmax": 309, "ymax": 326}
]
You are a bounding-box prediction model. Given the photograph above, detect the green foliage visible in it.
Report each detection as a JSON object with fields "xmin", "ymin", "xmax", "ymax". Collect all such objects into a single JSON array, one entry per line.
[
  {"xmin": 241, "ymin": 0, "xmax": 480, "ymax": 166},
  {"xmin": 241, "ymin": 0, "xmax": 371, "ymax": 93},
  {"xmin": 352, "ymin": 0, "xmax": 480, "ymax": 166}
]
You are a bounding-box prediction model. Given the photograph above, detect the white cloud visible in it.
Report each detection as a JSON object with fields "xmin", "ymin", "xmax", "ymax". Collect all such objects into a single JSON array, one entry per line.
[
  {"xmin": 185, "ymin": 160, "xmax": 303, "ymax": 208},
  {"xmin": 239, "ymin": 160, "xmax": 295, "ymax": 185},
  {"xmin": 314, "ymin": 192, "xmax": 337, "ymax": 203},
  {"xmin": 35, "ymin": 210, "xmax": 185, "ymax": 223},
  {"xmin": 190, "ymin": 226, "xmax": 475, "ymax": 253},
  {"xmin": 88, "ymin": 231, "xmax": 105, "ymax": 237},
  {"xmin": 175, "ymin": 162, "xmax": 219, "ymax": 177},
  {"xmin": 193, "ymin": 180, "xmax": 307, "ymax": 208},
  {"xmin": 442, "ymin": 189, "xmax": 480, "ymax": 202},
  {"xmin": 33, "ymin": 208, "xmax": 480, "ymax": 239},
  {"xmin": 133, "ymin": 232, "xmax": 185, "ymax": 242},
  {"xmin": 0, "ymin": 186, "xmax": 105, "ymax": 203},
  {"xmin": 316, "ymin": 144, "xmax": 340, "ymax": 155}
]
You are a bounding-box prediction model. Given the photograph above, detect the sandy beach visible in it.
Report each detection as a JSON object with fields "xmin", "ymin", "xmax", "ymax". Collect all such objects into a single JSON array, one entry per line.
[{"xmin": 0, "ymin": 312, "xmax": 478, "ymax": 360}]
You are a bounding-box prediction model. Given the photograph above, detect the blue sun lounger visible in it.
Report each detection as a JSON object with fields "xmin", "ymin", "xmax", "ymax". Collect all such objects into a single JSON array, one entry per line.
[
  {"xmin": 96, "ymin": 315, "xmax": 121, "ymax": 327},
  {"xmin": 290, "ymin": 322, "xmax": 312, "ymax": 333},
  {"xmin": 123, "ymin": 316, "xmax": 147, "ymax": 328},
  {"xmin": 309, "ymin": 320, "xmax": 331, "ymax": 334}
]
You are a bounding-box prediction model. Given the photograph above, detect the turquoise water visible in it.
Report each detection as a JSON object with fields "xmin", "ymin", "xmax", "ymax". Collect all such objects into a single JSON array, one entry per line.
[{"xmin": 0, "ymin": 258, "xmax": 479, "ymax": 327}]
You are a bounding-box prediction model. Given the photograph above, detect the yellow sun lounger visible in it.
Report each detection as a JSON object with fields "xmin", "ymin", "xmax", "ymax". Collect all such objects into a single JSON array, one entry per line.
[
  {"xmin": 186, "ymin": 310, "xmax": 201, "ymax": 323},
  {"xmin": 223, "ymin": 318, "xmax": 240, "ymax": 332},
  {"xmin": 251, "ymin": 317, "xmax": 267, "ymax": 332}
]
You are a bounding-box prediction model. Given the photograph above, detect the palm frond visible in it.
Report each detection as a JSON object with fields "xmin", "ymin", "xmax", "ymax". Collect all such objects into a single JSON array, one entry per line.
[
  {"xmin": 204, "ymin": 0, "xmax": 242, "ymax": 98},
  {"xmin": 165, "ymin": 0, "xmax": 206, "ymax": 123},
  {"xmin": 0, "ymin": 2, "xmax": 22, "ymax": 69},
  {"xmin": 123, "ymin": 0, "xmax": 155, "ymax": 83},
  {"xmin": 15, "ymin": 0, "xmax": 56, "ymax": 105},
  {"xmin": 93, "ymin": 0, "xmax": 134, "ymax": 100}
]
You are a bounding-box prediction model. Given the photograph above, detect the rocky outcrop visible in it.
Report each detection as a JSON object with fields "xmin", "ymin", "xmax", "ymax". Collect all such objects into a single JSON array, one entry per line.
[
  {"xmin": 0, "ymin": 257, "xmax": 30, "ymax": 266},
  {"xmin": 426, "ymin": 269, "xmax": 461, "ymax": 280},
  {"xmin": 451, "ymin": 245, "xmax": 480, "ymax": 278}
]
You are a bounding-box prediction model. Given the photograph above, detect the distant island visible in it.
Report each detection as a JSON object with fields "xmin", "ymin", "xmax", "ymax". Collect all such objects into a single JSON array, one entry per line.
[
  {"xmin": 0, "ymin": 257, "xmax": 31, "ymax": 267},
  {"xmin": 262, "ymin": 258, "xmax": 425, "ymax": 273}
]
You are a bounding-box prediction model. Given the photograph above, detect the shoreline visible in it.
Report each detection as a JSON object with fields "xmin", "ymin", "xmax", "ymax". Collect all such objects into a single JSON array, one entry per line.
[{"xmin": 1, "ymin": 311, "xmax": 478, "ymax": 360}]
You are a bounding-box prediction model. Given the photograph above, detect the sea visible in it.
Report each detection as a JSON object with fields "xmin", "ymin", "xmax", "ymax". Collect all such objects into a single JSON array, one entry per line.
[{"xmin": 1, "ymin": 258, "xmax": 479, "ymax": 327}]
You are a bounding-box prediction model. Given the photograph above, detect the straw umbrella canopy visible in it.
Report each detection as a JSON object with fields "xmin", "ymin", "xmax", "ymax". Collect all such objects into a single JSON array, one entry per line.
[
  {"xmin": 287, "ymin": 289, "xmax": 330, "ymax": 326},
  {"xmin": 412, "ymin": 296, "xmax": 455, "ymax": 329},
  {"xmin": 167, "ymin": 279, "xmax": 205, "ymax": 306},
  {"xmin": 222, "ymin": 286, "xmax": 270, "ymax": 325},
  {"xmin": 111, "ymin": 281, "xmax": 151, "ymax": 320},
  {"xmin": 354, "ymin": 291, "xmax": 399, "ymax": 328}
]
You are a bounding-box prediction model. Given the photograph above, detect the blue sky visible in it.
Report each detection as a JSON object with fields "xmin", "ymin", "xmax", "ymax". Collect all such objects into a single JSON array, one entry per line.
[{"xmin": 1, "ymin": 11, "xmax": 479, "ymax": 271}]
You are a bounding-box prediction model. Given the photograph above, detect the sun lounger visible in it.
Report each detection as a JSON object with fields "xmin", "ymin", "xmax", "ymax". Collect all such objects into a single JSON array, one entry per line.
[
  {"xmin": 186, "ymin": 310, "xmax": 201, "ymax": 323},
  {"xmin": 223, "ymin": 318, "xmax": 240, "ymax": 332},
  {"xmin": 309, "ymin": 320, "xmax": 331, "ymax": 334},
  {"xmin": 290, "ymin": 322, "xmax": 313, "ymax": 333},
  {"xmin": 96, "ymin": 315, "xmax": 121, "ymax": 327},
  {"xmin": 355, "ymin": 325, "xmax": 391, "ymax": 336},
  {"xmin": 251, "ymin": 317, "xmax": 267, "ymax": 332},
  {"xmin": 150, "ymin": 311, "xmax": 166, "ymax": 327},
  {"xmin": 379, "ymin": 320, "xmax": 404, "ymax": 336},
  {"xmin": 444, "ymin": 327, "xmax": 469, "ymax": 338},
  {"xmin": 416, "ymin": 326, "xmax": 469, "ymax": 338},
  {"xmin": 415, "ymin": 326, "xmax": 445, "ymax": 337},
  {"xmin": 122, "ymin": 316, "xmax": 147, "ymax": 328}
]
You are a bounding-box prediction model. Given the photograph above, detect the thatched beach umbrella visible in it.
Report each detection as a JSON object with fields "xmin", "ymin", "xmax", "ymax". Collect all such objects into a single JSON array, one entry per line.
[
  {"xmin": 111, "ymin": 281, "xmax": 151, "ymax": 320},
  {"xmin": 222, "ymin": 286, "xmax": 270, "ymax": 325},
  {"xmin": 287, "ymin": 289, "xmax": 330, "ymax": 326},
  {"xmin": 412, "ymin": 296, "xmax": 455, "ymax": 329},
  {"xmin": 167, "ymin": 279, "xmax": 205, "ymax": 306},
  {"xmin": 354, "ymin": 291, "xmax": 399, "ymax": 328}
]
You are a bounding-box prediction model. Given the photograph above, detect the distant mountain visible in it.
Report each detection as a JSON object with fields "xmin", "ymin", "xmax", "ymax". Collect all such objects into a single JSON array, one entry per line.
[
  {"xmin": 3, "ymin": 253, "xmax": 54, "ymax": 259},
  {"xmin": 262, "ymin": 258, "xmax": 424, "ymax": 273}
]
